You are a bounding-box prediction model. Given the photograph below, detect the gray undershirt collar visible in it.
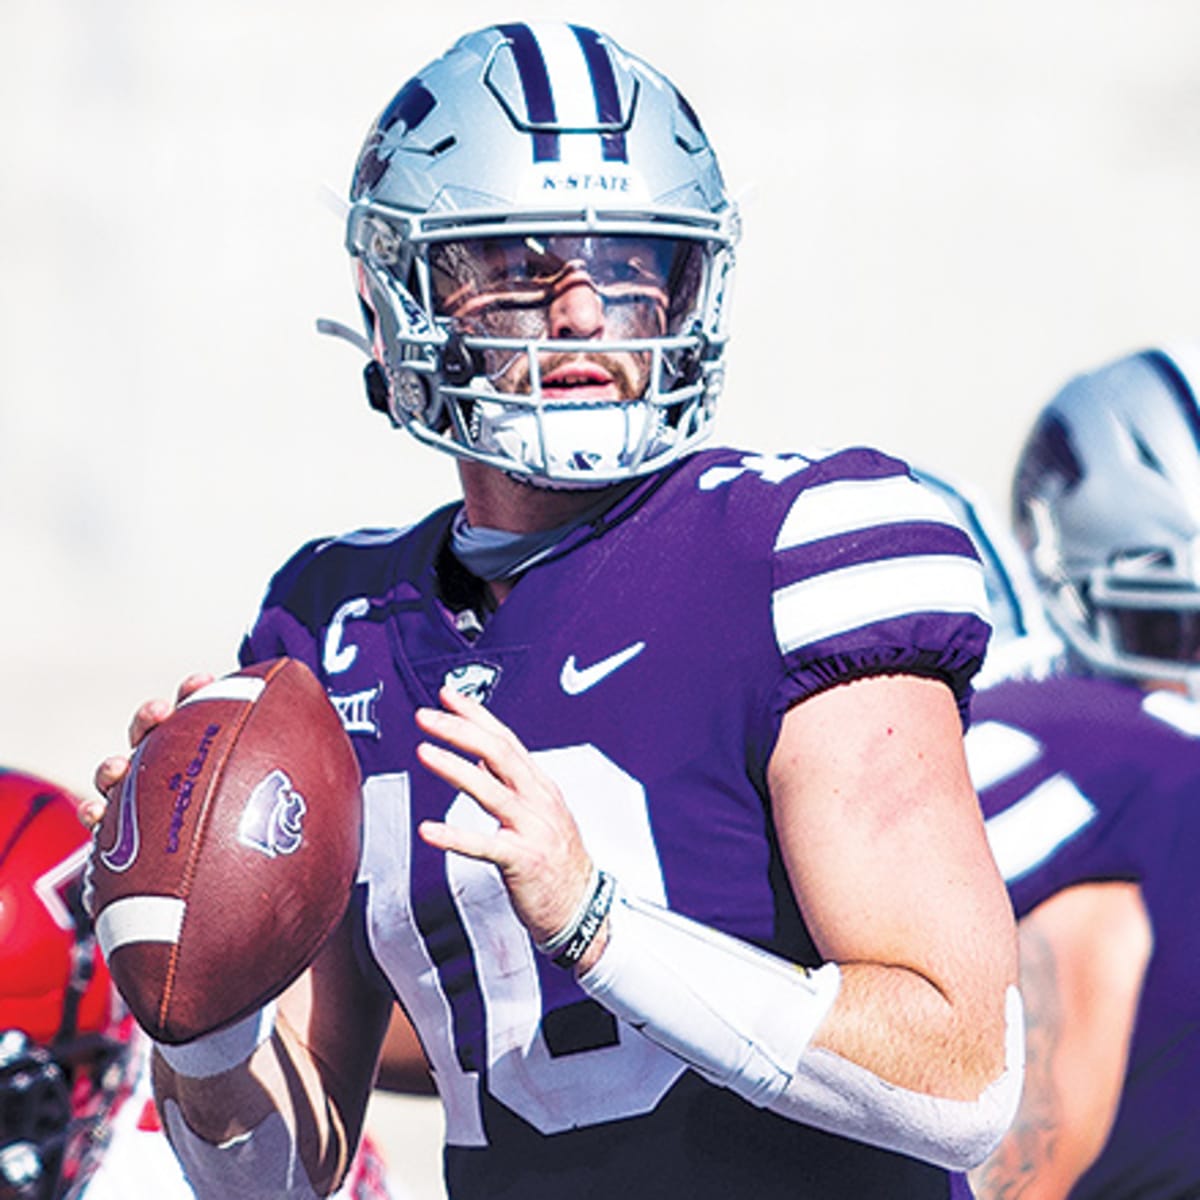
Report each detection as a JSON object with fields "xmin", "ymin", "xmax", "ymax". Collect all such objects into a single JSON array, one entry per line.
[{"xmin": 449, "ymin": 490, "xmax": 623, "ymax": 581}]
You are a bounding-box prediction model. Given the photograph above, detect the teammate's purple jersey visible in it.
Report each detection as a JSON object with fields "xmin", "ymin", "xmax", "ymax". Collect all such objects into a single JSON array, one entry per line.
[
  {"xmin": 969, "ymin": 673, "xmax": 1200, "ymax": 1197},
  {"xmin": 241, "ymin": 446, "xmax": 990, "ymax": 1199}
]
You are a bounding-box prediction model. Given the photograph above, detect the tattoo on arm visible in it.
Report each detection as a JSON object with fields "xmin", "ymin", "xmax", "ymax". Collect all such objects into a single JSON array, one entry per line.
[{"xmin": 969, "ymin": 924, "xmax": 1063, "ymax": 1198}]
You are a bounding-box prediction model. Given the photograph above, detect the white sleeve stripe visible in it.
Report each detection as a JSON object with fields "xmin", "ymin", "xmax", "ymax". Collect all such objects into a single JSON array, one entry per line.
[
  {"xmin": 180, "ymin": 677, "xmax": 265, "ymax": 705},
  {"xmin": 964, "ymin": 721, "xmax": 1044, "ymax": 791},
  {"xmin": 96, "ymin": 895, "xmax": 186, "ymax": 957},
  {"xmin": 775, "ymin": 475, "xmax": 961, "ymax": 552},
  {"xmin": 772, "ymin": 554, "xmax": 988, "ymax": 654},
  {"xmin": 1141, "ymin": 689, "xmax": 1200, "ymax": 737},
  {"xmin": 984, "ymin": 773, "xmax": 1098, "ymax": 883}
]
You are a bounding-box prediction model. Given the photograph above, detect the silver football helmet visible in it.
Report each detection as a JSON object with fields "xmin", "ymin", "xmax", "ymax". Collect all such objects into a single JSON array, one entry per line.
[
  {"xmin": 337, "ymin": 22, "xmax": 739, "ymax": 487},
  {"xmin": 1012, "ymin": 345, "xmax": 1200, "ymax": 691}
]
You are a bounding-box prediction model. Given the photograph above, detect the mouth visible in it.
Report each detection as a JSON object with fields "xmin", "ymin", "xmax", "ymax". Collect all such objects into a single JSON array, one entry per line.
[{"xmin": 540, "ymin": 358, "xmax": 620, "ymax": 400}]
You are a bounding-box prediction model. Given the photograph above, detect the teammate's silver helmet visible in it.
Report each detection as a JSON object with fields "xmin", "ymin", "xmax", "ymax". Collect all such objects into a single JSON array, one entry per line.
[
  {"xmin": 341, "ymin": 22, "xmax": 739, "ymax": 487},
  {"xmin": 914, "ymin": 467, "xmax": 1062, "ymax": 685},
  {"xmin": 1012, "ymin": 345, "xmax": 1200, "ymax": 690}
]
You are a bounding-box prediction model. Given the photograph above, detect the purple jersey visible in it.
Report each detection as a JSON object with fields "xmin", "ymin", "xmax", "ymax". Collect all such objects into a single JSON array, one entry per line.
[
  {"xmin": 241, "ymin": 446, "xmax": 990, "ymax": 1199},
  {"xmin": 968, "ymin": 674, "xmax": 1200, "ymax": 1197}
]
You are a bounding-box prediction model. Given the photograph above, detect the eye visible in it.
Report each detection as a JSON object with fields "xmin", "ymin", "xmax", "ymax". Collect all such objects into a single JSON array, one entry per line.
[
  {"xmin": 473, "ymin": 238, "xmax": 560, "ymax": 287},
  {"xmin": 519, "ymin": 248, "xmax": 560, "ymax": 282},
  {"xmin": 474, "ymin": 244, "xmax": 515, "ymax": 286},
  {"xmin": 606, "ymin": 258, "xmax": 646, "ymax": 284},
  {"xmin": 517, "ymin": 237, "xmax": 577, "ymax": 285},
  {"xmin": 597, "ymin": 240, "xmax": 670, "ymax": 288}
]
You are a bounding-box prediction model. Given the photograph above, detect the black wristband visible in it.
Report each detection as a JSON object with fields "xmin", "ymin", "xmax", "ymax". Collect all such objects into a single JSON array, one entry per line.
[{"xmin": 547, "ymin": 871, "xmax": 616, "ymax": 970}]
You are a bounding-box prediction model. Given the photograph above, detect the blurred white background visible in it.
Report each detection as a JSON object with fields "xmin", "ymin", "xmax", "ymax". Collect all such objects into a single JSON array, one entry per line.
[
  {"xmin": 6, "ymin": 0, "xmax": 1200, "ymax": 798},
  {"xmin": 3, "ymin": 4, "xmax": 1200, "ymax": 1194}
]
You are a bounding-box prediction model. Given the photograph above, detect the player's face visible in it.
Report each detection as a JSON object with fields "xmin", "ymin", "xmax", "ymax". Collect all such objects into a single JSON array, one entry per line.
[{"xmin": 427, "ymin": 234, "xmax": 704, "ymax": 401}]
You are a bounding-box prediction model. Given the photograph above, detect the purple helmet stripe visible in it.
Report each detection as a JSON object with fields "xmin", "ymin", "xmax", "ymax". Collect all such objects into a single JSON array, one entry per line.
[
  {"xmin": 571, "ymin": 25, "xmax": 628, "ymax": 163},
  {"xmin": 498, "ymin": 23, "xmax": 560, "ymax": 163}
]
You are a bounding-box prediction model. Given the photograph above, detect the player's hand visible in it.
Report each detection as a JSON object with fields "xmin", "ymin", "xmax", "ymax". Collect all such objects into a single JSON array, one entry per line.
[
  {"xmin": 85, "ymin": 673, "xmax": 215, "ymax": 828},
  {"xmin": 415, "ymin": 686, "xmax": 594, "ymax": 948}
]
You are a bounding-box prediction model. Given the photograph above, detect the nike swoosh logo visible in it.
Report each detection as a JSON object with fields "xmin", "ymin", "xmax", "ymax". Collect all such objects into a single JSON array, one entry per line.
[
  {"xmin": 99, "ymin": 744, "xmax": 144, "ymax": 873},
  {"xmin": 560, "ymin": 641, "xmax": 646, "ymax": 695}
]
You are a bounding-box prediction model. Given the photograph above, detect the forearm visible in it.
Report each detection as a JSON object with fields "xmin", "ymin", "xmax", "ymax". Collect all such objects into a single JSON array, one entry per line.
[
  {"xmin": 150, "ymin": 1005, "xmax": 354, "ymax": 1199},
  {"xmin": 816, "ymin": 959, "xmax": 1012, "ymax": 1100},
  {"xmin": 578, "ymin": 887, "xmax": 1023, "ymax": 1171}
]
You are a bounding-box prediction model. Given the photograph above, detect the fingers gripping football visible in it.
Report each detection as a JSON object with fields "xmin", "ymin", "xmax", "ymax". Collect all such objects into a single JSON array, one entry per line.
[
  {"xmin": 87, "ymin": 675, "xmax": 217, "ymax": 829},
  {"xmin": 416, "ymin": 686, "xmax": 595, "ymax": 948}
]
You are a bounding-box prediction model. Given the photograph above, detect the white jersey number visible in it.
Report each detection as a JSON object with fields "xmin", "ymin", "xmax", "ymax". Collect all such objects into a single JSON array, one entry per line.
[{"xmin": 360, "ymin": 745, "xmax": 686, "ymax": 1143}]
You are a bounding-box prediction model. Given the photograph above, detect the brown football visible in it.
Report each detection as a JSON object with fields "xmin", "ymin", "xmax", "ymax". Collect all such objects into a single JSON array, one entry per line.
[{"xmin": 87, "ymin": 657, "xmax": 362, "ymax": 1044}]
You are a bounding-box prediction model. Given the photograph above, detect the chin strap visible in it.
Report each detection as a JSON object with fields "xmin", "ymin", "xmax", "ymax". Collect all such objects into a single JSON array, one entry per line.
[{"xmin": 315, "ymin": 318, "xmax": 371, "ymax": 355}]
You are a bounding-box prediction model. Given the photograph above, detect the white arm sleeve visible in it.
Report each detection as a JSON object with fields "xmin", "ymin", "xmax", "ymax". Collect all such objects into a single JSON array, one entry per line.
[
  {"xmin": 160, "ymin": 1102, "xmax": 321, "ymax": 1200},
  {"xmin": 579, "ymin": 888, "xmax": 1024, "ymax": 1171},
  {"xmin": 152, "ymin": 1004, "xmax": 325, "ymax": 1199}
]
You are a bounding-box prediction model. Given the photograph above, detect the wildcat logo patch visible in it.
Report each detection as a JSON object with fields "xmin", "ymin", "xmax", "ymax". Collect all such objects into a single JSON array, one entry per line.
[{"xmin": 238, "ymin": 769, "xmax": 307, "ymax": 858}]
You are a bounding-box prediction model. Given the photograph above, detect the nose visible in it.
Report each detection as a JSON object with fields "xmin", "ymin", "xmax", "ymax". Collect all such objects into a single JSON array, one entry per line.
[{"xmin": 547, "ymin": 268, "xmax": 605, "ymax": 339}]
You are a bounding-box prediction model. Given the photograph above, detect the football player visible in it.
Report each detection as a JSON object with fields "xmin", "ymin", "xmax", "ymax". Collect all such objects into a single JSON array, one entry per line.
[
  {"xmin": 930, "ymin": 347, "xmax": 1200, "ymax": 1197},
  {"xmin": 94, "ymin": 22, "xmax": 1021, "ymax": 1199}
]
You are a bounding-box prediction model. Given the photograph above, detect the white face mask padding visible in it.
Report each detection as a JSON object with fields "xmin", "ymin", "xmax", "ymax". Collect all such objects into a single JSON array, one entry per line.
[
  {"xmin": 579, "ymin": 888, "xmax": 1024, "ymax": 1170},
  {"xmin": 153, "ymin": 1003, "xmax": 326, "ymax": 1198}
]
